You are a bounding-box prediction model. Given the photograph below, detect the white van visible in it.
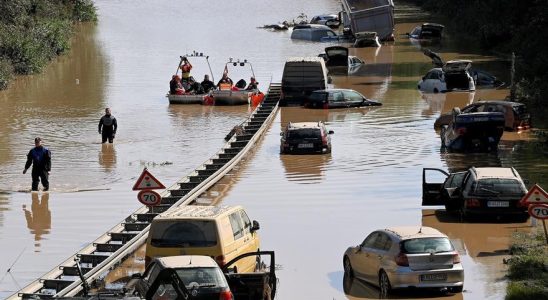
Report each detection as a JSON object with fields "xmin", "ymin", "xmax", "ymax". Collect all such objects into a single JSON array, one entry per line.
[
  {"xmin": 281, "ymin": 57, "xmax": 330, "ymax": 106},
  {"xmin": 145, "ymin": 205, "xmax": 260, "ymax": 273}
]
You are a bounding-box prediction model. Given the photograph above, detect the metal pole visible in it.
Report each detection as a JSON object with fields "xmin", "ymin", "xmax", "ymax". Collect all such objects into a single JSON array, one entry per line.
[
  {"xmin": 543, "ymin": 219, "xmax": 548, "ymax": 245},
  {"xmin": 510, "ymin": 52, "xmax": 516, "ymax": 101}
]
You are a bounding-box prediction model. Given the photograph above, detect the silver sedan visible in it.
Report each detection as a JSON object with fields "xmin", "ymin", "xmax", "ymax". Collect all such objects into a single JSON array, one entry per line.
[{"xmin": 343, "ymin": 226, "xmax": 464, "ymax": 297}]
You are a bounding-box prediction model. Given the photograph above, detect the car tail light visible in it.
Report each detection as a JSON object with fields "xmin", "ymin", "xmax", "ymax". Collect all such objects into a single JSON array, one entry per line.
[
  {"xmin": 456, "ymin": 127, "xmax": 467, "ymax": 135},
  {"xmin": 323, "ymin": 102, "xmax": 329, "ymax": 109},
  {"xmin": 145, "ymin": 256, "xmax": 151, "ymax": 267},
  {"xmin": 453, "ymin": 253, "xmax": 461, "ymax": 264},
  {"xmin": 215, "ymin": 255, "xmax": 226, "ymax": 267},
  {"xmin": 219, "ymin": 290, "xmax": 234, "ymax": 300},
  {"xmin": 322, "ymin": 134, "xmax": 328, "ymax": 146},
  {"xmin": 395, "ymin": 252, "xmax": 409, "ymax": 267},
  {"xmin": 465, "ymin": 198, "xmax": 481, "ymax": 208}
]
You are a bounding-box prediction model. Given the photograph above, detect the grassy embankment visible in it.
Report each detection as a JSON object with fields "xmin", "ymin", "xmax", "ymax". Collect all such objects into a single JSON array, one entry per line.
[
  {"xmin": 405, "ymin": 0, "xmax": 548, "ymax": 125},
  {"xmin": 0, "ymin": 0, "xmax": 97, "ymax": 89},
  {"xmin": 506, "ymin": 226, "xmax": 548, "ymax": 300}
]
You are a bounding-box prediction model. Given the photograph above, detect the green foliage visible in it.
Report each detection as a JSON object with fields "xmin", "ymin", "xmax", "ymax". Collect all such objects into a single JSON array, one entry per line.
[
  {"xmin": 0, "ymin": 58, "xmax": 14, "ymax": 89},
  {"xmin": 506, "ymin": 281, "xmax": 548, "ymax": 300},
  {"xmin": 0, "ymin": 0, "xmax": 96, "ymax": 89}
]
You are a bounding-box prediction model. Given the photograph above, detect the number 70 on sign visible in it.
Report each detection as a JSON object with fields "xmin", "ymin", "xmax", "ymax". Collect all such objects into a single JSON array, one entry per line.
[{"xmin": 137, "ymin": 190, "xmax": 162, "ymax": 206}]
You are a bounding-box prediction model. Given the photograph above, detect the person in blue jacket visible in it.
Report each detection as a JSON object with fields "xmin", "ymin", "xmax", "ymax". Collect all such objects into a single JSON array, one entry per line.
[{"xmin": 23, "ymin": 137, "xmax": 52, "ymax": 191}]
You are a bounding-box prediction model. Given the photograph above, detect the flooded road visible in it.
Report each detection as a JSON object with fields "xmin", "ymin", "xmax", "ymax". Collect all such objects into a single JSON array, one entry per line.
[{"xmin": 0, "ymin": 0, "xmax": 546, "ymax": 299}]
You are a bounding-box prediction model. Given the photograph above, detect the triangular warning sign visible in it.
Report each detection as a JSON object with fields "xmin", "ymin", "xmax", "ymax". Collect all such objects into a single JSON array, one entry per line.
[
  {"xmin": 132, "ymin": 168, "xmax": 166, "ymax": 190},
  {"xmin": 520, "ymin": 184, "xmax": 548, "ymax": 205}
]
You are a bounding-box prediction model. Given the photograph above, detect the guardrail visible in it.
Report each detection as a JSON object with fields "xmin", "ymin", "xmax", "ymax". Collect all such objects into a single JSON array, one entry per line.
[{"xmin": 10, "ymin": 83, "xmax": 281, "ymax": 299}]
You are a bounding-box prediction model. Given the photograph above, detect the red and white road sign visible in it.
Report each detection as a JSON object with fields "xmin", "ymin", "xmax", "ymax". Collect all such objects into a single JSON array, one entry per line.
[
  {"xmin": 520, "ymin": 184, "xmax": 548, "ymax": 206},
  {"xmin": 137, "ymin": 190, "xmax": 162, "ymax": 206},
  {"xmin": 132, "ymin": 168, "xmax": 166, "ymax": 191},
  {"xmin": 528, "ymin": 203, "xmax": 548, "ymax": 220}
]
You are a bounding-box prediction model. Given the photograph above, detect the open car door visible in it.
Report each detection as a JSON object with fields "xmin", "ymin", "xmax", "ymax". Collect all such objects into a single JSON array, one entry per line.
[
  {"xmin": 422, "ymin": 168, "xmax": 449, "ymax": 206},
  {"xmin": 222, "ymin": 251, "xmax": 276, "ymax": 300}
]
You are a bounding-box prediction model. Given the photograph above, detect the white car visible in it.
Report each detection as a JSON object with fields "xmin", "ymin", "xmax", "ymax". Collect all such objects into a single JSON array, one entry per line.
[
  {"xmin": 418, "ymin": 60, "xmax": 476, "ymax": 93},
  {"xmin": 310, "ymin": 14, "xmax": 340, "ymax": 28},
  {"xmin": 343, "ymin": 226, "xmax": 464, "ymax": 297}
]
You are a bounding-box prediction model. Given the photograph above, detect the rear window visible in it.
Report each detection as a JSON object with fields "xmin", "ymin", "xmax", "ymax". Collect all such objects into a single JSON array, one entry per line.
[
  {"xmin": 473, "ymin": 178, "xmax": 525, "ymax": 196},
  {"xmin": 512, "ymin": 104, "xmax": 527, "ymax": 115},
  {"xmin": 151, "ymin": 220, "xmax": 218, "ymax": 247},
  {"xmin": 287, "ymin": 128, "xmax": 321, "ymax": 139},
  {"xmin": 176, "ymin": 267, "xmax": 228, "ymax": 289},
  {"xmin": 402, "ymin": 238, "xmax": 453, "ymax": 254}
]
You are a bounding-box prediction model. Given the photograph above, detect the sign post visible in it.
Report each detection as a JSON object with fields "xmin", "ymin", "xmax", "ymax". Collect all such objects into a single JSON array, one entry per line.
[
  {"xmin": 133, "ymin": 168, "xmax": 165, "ymax": 207},
  {"xmin": 522, "ymin": 184, "xmax": 548, "ymax": 244}
]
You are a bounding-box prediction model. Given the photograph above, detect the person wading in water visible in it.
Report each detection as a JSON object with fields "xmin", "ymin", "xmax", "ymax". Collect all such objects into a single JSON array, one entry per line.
[
  {"xmin": 23, "ymin": 137, "xmax": 52, "ymax": 191},
  {"xmin": 98, "ymin": 108, "xmax": 118, "ymax": 143}
]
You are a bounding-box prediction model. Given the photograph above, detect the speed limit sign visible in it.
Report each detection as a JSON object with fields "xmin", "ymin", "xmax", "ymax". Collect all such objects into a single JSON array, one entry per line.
[
  {"xmin": 137, "ymin": 190, "xmax": 161, "ymax": 206},
  {"xmin": 529, "ymin": 204, "xmax": 548, "ymax": 220}
]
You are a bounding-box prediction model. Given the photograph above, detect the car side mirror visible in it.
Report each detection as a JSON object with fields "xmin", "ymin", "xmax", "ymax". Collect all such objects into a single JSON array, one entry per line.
[
  {"xmin": 131, "ymin": 273, "xmax": 143, "ymax": 279},
  {"xmin": 406, "ymin": 32, "xmax": 410, "ymax": 36},
  {"xmin": 328, "ymin": 130, "xmax": 334, "ymax": 134},
  {"xmin": 523, "ymin": 179, "xmax": 530, "ymax": 185},
  {"xmin": 251, "ymin": 220, "xmax": 260, "ymax": 232},
  {"xmin": 280, "ymin": 132, "xmax": 284, "ymax": 136},
  {"xmin": 327, "ymin": 76, "xmax": 333, "ymax": 84},
  {"xmin": 422, "ymin": 76, "xmax": 426, "ymax": 80}
]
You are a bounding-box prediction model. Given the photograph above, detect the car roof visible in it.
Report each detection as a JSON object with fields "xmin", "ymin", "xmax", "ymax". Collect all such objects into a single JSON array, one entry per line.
[
  {"xmin": 471, "ymin": 167, "xmax": 519, "ymax": 179},
  {"xmin": 293, "ymin": 24, "xmax": 332, "ymax": 30},
  {"xmin": 155, "ymin": 255, "xmax": 218, "ymax": 269},
  {"xmin": 314, "ymin": 14, "xmax": 338, "ymax": 18},
  {"xmin": 155, "ymin": 205, "xmax": 239, "ymax": 220},
  {"xmin": 475, "ymin": 100, "xmax": 525, "ymax": 107},
  {"xmin": 287, "ymin": 122, "xmax": 323, "ymax": 129},
  {"xmin": 446, "ymin": 60, "xmax": 472, "ymax": 64},
  {"xmin": 286, "ymin": 57, "xmax": 325, "ymax": 63},
  {"xmin": 384, "ymin": 226, "xmax": 446, "ymax": 240},
  {"xmin": 312, "ymin": 88, "xmax": 356, "ymax": 93}
]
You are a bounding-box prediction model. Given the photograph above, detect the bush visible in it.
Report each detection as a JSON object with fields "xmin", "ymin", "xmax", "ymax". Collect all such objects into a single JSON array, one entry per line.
[
  {"xmin": 0, "ymin": 58, "xmax": 14, "ymax": 89},
  {"xmin": 506, "ymin": 281, "xmax": 548, "ymax": 300}
]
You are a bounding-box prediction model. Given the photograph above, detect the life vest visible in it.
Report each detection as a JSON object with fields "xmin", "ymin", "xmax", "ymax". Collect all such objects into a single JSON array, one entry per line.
[
  {"xmin": 181, "ymin": 64, "xmax": 192, "ymax": 79},
  {"xmin": 219, "ymin": 83, "xmax": 232, "ymax": 90}
]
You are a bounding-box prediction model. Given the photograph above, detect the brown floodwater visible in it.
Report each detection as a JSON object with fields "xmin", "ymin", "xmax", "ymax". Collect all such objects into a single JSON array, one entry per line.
[{"xmin": 0, "ymin": 0, "xmax": 546, "ymax": 299}]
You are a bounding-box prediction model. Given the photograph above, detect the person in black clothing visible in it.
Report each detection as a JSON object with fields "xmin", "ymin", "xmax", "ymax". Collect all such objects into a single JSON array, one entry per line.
[
  {"xmin": 186, "ymin": 77, "xmax": 205, "ymax": 94},
  {"xmin": 200, "ymin": 75, "xmax": 215, "ymax": 92},
  {"xmin": 245, "ymin": 77, "xmax": 259, "ymax": 90},
  {"xmin": 23, "ymin": 137, "xmax": 52, "ymax": 191},
  {"xmin": 98, "ymin": 108, "xmax": 118, "ymax": 143}
]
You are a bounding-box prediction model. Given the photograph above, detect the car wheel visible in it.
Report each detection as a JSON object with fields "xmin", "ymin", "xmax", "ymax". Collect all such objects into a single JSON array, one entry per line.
[
  {"xmin": 343, "ymin": 256, "xmax": 354, "ymax": 277},
  {"xmin": 379, "ymin": 270, "xmax": 391, "ymax": 298},
  {"xmin": 448, "ymin": 286, "xmax": 463, "ymax": 293}
]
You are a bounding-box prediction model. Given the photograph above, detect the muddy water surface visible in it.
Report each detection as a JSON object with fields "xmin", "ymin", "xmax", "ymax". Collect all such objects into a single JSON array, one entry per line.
[{"xmin": 0, "ymin": 0, "xmax": 546, "ymax": 299}]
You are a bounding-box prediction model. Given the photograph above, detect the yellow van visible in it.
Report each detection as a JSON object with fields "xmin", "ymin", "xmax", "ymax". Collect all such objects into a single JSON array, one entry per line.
[{"xmin": 145, "ymin": 205, "xmax": 261, "ymax": 273}]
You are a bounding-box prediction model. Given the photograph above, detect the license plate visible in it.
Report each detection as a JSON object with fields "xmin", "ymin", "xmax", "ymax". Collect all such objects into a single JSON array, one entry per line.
[
  {"xmin": 420, "ymin": 273, "xmax": 447, "ymax": 281},
  {"xmin": 297, "ymin": 143, "xmax": 313, "ymax": 148},
  {"xmin": 487, "ymin": 201, "xmax": 509, "ymax": 207},
  {"xmin": 473, "ymin": 117, "xmax": 489, "ymax": 122}
]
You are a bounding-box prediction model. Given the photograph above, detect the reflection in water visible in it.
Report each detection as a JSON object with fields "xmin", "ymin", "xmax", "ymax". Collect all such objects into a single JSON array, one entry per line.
[
  {"xmin": 422, "ymin": 209, "xmax": 531, "ymax": 298},
  {"xmin": 343, "ymin": 273, "xmax": 464, "ymax": 300},
  {"xmin": 22, "ymin": 193, "xmax": 51, "ymax": 250},
  {"xmin": 281, "ymin": 154, "xmax": 331, "ymax": 184},
  {"xmin": 99, "ymin": 144, "xmax": 117, "ymax": 171}
]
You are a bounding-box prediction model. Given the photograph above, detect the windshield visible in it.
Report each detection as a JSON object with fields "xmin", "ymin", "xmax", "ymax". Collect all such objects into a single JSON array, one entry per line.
[
  {"xmin": 176, "ymin": 267, "xmax": 228, "ymax": 289},
  {"xmin": 151, "ymin": 220, "xmax": 218, "ymax": 247},
  {"xmin": 473, "ymin": 178, "xmax": 525, "ymax": 196},
  {"xmin": 402, "ymin": 238, "xmax": 454, "ymax": 254}
]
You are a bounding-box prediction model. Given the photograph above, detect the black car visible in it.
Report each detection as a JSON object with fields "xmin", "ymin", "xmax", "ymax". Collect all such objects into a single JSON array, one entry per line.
[
  {"xmin": 422, "ymin": 167, "xmax": 529, "ymax": 220},
  {"xmin": 305, "ymin": 89, "xmax": 382, "ymax": 109},
  {"xmin": 280, "ymin": 122, "xmax": 333, "ymax": 154}
]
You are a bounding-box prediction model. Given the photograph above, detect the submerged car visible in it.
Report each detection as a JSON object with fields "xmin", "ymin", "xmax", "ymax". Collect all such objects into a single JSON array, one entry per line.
[
  {"xmin": 435, "ymin": 100, "xmax": 531, "ymax": 131},
  {"xmin": 134, "ymin": 255, "xmax": 233, "ymax": 299},
  {"xmin": 305, "ymin": 89, "xmax": 382, "ymax": 109},
  {"xmin": 343, "ymin": 226, "xmax": 464, "ymax": 297},
  {"xmin": 418, "ymin": 60, "xmax": 476, "ymax": 93},
  {"xmin": 469, "ymin": 69, "xmax": 505, "ymax": 88},
  {"xmin": 422, "ymin": 167, "xmax": 529, "ymax": 220},
  {"xmin": 408, "ymin": 23, "xmax": 444, "ymax": 39},
  {"xmin": 280, "ymin": 121, "xmax": 333, "ymax": 154},
  {"xmin": 440, "ymin": 108, "xmax": 505, "ymax": 152},
  {"xmin": 310, "ymin": 14, "xmax": 341, "ymax": 28},
  {"xmin": 290, "ymin": 24, "xmax": 339, "ymax": 42},
  {"xmin": 318, "ymin": 46, "xmax": 365, "ymax": 75}
]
